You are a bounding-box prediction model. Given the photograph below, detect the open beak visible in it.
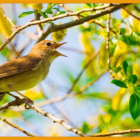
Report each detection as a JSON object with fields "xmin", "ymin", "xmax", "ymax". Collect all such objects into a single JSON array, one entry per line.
[
  {"xmin": 55, "ymin": 42, "xmax": 67, "ymax": 57},
  {"xmin": 55, "ymin": 42, "xmax": 67, "ymax": 49}
]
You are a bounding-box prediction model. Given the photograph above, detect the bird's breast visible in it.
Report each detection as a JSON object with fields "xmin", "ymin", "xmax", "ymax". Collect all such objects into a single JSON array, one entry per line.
[{"xmin": 40, "ymin": 61, "xmax": 50, "ymax": 80}]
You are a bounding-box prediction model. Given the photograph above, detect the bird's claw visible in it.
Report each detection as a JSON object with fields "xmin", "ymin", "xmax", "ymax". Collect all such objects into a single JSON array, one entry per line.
[
  {"xmin": 24, "ymin": 98, "xmax": 34, "ymax": 109},
  {"xmin": 14, "ymin": 96, "xmax": 21, "ymax": 100}
]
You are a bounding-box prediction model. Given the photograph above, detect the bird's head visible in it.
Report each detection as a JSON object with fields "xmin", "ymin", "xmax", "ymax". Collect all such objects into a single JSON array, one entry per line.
[{"xmin": 29, "ymin": 40, "xmax": 67, "ymax": 62}]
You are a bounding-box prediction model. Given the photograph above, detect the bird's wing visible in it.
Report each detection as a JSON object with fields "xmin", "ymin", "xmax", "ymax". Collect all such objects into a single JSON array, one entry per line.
[{"xmin": 0, "ymin": 55, "xmax": 42, "ymax": 79}]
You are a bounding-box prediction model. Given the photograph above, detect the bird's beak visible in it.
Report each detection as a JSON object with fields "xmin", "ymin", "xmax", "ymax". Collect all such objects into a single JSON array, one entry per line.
[
  {"xmin": 55, "ymin": 42, "xmax": 67, "ymax": 49},
  {"xmin": 55, "ymin": 42, "xmax": 67, "ymax": 57}
]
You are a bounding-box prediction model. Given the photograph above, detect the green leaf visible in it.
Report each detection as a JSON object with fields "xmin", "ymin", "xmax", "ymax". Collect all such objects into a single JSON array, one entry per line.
[
  {"xmin": 86, "ymin": 3, "xmax": 92, "ymax": 8},
  {"xmin": 127, "ymin": 65, "xmax": 133, "ymax": 77},
  {"xmin": 81, "ymin": 122, "xmax": 90, "ymax": 133},
  {"xmin": 52, "ymin": 7, "xmax": 60, "ymax": 11},
  {"xmin": 123, "ymin": 60, "xmax": 128, "ymax": 74},
  {"xmin": 129, "ymin": 94, "xmax": 140, "ymax": 120},
  {"xmin": 44, "ymin": 9, "xmax": 53, "ymax": 14},
  {"xmin": 51, "ymin": 3, "xmax": 56, "ymax": 7},
  {"xmin": 111, "ymin": 79, "xmax": 127, "ymax": 88},
  {"xmin": 114, "ymin": 66, "xmax": 121, "ymax": 73},
  {"xmin": 109, "ymin": 65, "xmax": 113, "ymax": 70},
  {"xmin": 129, "ymin": 75, "xmax": 137, "ymax": 84},
  {"xmin": 40, "ymin": 12, "xmax": 48, "ymax": 18},
  {"xmin": 136, "ymin": 85, "xmax": 140, "ymax": 91},
  {"xmin": 55, "ymin": 11, "xmax": 66, "ymax": 16},
  {"xmin": 18, "ymin": 11, "xmax": 35, "ymax": 18},
  {"xmin": 59, "ymin": 11, "xmax": 66, "ymax": 14},
  {"xmin": 47, "ymin": 3, "xmax": 56, "ymax": 9},
  {"xmin": 47, "ymin": 3, "xmax": 53, "ymax": 9},
  {"xmin": 120, "ymin": 28, "xmax": 127, "ymax": 34}
]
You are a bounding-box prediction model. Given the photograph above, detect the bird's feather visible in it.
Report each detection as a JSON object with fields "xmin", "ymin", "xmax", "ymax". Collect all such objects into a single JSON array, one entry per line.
[{"xmin": 0, "ymin": 55, "xmax": 42, "ymax": 79}]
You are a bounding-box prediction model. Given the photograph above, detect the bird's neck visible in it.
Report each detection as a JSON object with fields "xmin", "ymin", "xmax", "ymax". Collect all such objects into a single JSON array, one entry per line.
[{"xmin": 29, "ymin": 46, "xmax": 58, "ymax": 64}]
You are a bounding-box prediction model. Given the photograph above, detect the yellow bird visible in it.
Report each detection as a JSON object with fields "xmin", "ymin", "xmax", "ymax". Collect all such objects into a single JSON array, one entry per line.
[{"xmin": 0, "ymin": 40, "xmax": 66, "ymax": 101}]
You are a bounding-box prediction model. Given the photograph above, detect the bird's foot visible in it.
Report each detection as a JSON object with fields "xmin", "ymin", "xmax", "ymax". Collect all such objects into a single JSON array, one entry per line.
[{"xmin": 24, "ymin": 97, "xmax": 34, "ymax": 109}]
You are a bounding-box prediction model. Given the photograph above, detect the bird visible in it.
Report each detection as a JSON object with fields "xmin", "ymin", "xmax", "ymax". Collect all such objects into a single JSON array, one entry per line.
[{"xmin": 0, "ymin": 40, "xmax": 66, "ymax": 102}]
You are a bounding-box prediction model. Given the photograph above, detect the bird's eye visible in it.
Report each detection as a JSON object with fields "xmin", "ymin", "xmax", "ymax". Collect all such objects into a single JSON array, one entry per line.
[{"xmin": 46, "ymin": 42, "xmax": 51, "ymax": 46}]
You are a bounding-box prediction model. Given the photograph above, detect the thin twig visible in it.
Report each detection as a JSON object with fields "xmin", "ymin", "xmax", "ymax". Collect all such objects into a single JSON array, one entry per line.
[
  {"xmin": 0, "ymin": 116, "xmax": 36, "ymax": 137},
  {"xmin": 91, "ymin": 129, "xmax": 140, "ymax": 137},
  {"xmin": 0, "ymin": 98, "xmax": 27, "ymax": 111},
  {"xmin": 59, "ymin": 3, "xmax": 110, "ymax": 12},
  {"xmin": 22, "ymin": 31, "xmax": 38, "ymax": 40},
  {"xmin": 58, "ymin": 4, "xmax": 73, "ymax": 12},
  {"xmin": 19, "ymin": 114, "xmax": 43, "ymax": 136},
  {"xmin": 0, "ymin": 4, "xmax": 17, "ymax": 29},
  {"xmin": 89, "ymin": 20, "xmax": 118, "ymax": 34},
  {"xmin": 37, "ymin": 69, "xmax": 107, "ymax": 107},
  {"xmin": 37, "ymin": 4, "xmax": 128, "ymax": 42},
  {"xmin": 59, "ymin": 4, "xmax": 119, "ymax": 36},
  {"xmin": 39, "ymin": 84, "xmax": 78, "ymax": 128},
  {"xmin": 0, "ymin": 69, "xmax": 107, "ymax": 112},
  {"xmin": 67, "ymin": 51, "xmax": 99, "ymax": 93},
  {"xmin": 0, "ymin": 3, "xmax": 128, "ymax": 50},
  {"xmin": 106, "ymin": 4, "xmax": 111, "ymax": 72},
  {"xmin": 121, "ymin": 6, "xmax": 140, "ymax": 20},
  {"xmin": 34, "ymin": 11, "xmax": 43, "ymax": 31},
  {"xmin": 0, "ymin": 97, "xmax": 86, "ymax": 136},
  {"xmin": 34, "ymin": 10, "xmax": 44, "ymax": 36},
  {"xmin": 27, "ymin": 102, "xmax": 87, "ymax": 137},
  {"xmin": 134, "ymin": 5, "xmax": 140, "ymax": 12}
]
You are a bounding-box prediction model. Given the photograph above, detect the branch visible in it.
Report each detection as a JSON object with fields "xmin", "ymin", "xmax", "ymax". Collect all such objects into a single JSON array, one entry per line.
[
  {"xmin": 0, "ymin": 116, "xmax": 35, "ymax": 137},
  {"xmin": 58, "ymin": 4, "xmax": 73, "ymax": 12},
  {"xmin": 59, "ymin": 3, "xmax": 110, "ymax": 12},
  {"xmin": 39, "ymin": 85, "xmax": 79, "ymax": 129},
  {"xmin": 0, "ymin": 3, "xmax": 129, "ymax": 50},
  {"xmin": 121, "ymin": 6, "xmax": 140, "ymax": 20},
  {"xmin": 0, "ymin": 98, "xmax": 27, "ymax": 111},
  {"xmin": 27, "ymin": 102, "xmax": 87, "ymax": 137},
  {"xmin": 34, "ymin": 10, "xmax": 44, "ymax": 36},
  {"xmin": 37, "ymin": 69, "xmax": 107, "ymax": 107},
  {"xmin": 34, "ymin": 11, "xmax": 43, "ymax": 31},
  {"xmin": 59, "ymin": 4, "xmax": 120, "ymax": 36},
  {"xmin": 89, "ymin": 20, "xmax": 119, "ymax": 34},
  {"xmin": 36, "ymin": 3, "xmax": 129, "ymax": 42},
  {"xmin": 106, "ymin": 4, "xmax": 111, "ymax": 72},
  {"xmin": 91, "ymin": 129, "xmax": 140, "ymax": 137},
  {"xmin": 134, "ymin": 5, "xmax": 140, "ymax": 12},
  {"xmin": 67, "ymin": 51, "xmax": 99, "ymax": 93},
  {"xmin": 18, "ymin": 114, "xmax": 43, "ymax": 136},
  {"xmin": 0, "ymin": 70, "xmax": 107, "ymax": 137},
  {"xmin": 0, "ymin": 98, "xmax": 86, "ymax": 136},
  {"xmin": 0, "ymin": 4, "xmax": 17, "ymax": 29}
]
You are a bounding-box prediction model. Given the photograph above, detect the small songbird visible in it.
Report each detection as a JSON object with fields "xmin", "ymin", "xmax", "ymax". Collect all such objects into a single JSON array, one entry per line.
[{"xmin": 0, "ymin": 40, "xmax": 66, "ymax": 101}]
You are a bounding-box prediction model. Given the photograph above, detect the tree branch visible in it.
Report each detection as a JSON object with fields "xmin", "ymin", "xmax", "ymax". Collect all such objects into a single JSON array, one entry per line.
[
  {"xmin": 37, "ymin": 69, "xmax": 107, "ymax": 107},
  {"xmin": 0, "ymin": 98, "xmax": 27, "ymax": 111},
  {"xmin": 91, "ymin": 129, "xmax": 140, "ymax": 137},
  {"xmin": 0, "ymin": 97, "xmax": 86, "ymax": 136},
  {"xmin": 0, "ymin": 116, "xmax": 36, "ymax": 137},
  {"xmin": 26, "ymin": 102, "xmax": 87, "ymax": 137},
  {"xmin": 106, "ymin": 4, "xmax": 111, "ymax": 73},
  {"xmin": 0, "ymin": 4, "xmax": 17, "ymax": 29},
  {"xmin": 121, "ymin": 6, "xmax": 140, "ymax": 20},
  {"xmin": 0, "ymin": 3, "xmax": 129, "ymax": 50},
  {"xmin": 67, "ymin": 51, "xmax": 99, "ymax": 93},
  {"xmin": 36, "ymin": 3, "xmax": 129, "ymax": 42}
]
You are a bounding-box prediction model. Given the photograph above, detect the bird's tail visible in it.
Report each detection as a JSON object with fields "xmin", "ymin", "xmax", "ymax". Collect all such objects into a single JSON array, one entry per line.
[{"xmin": 0, "ymin": 92, "xmax": 5, "ymax": 102}]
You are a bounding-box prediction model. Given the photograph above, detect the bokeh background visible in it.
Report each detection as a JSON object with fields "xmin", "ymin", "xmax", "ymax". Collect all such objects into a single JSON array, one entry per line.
[{"xmin": 0, "ymin": 3, "xmax": 140, "ymax": 136}]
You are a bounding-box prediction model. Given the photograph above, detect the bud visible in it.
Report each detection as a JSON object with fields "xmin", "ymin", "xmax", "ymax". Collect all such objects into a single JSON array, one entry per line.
[{"xmin": 51, "ymin": 23, "xmax": 67, "ymax": 42}]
